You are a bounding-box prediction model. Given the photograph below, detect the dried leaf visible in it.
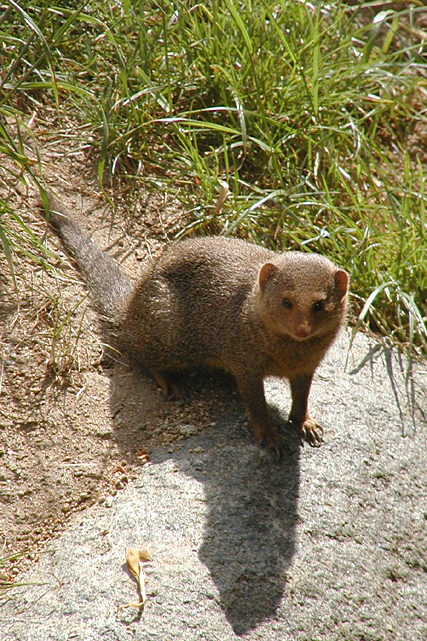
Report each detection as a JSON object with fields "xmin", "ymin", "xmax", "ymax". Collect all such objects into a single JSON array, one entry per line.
[
  {"xmin": 138, "ymin": 548, "xmax": 153, "ymax": 562},
  {"xmin": 214, "ymin": 180, "xmax": 229, "ymax": 216},
  {"xmin": 126, "ymin": 548, "xmax": 141, "ymax": 579},
  {"xmin": 118, "ymin": 546, "xmax": 153, "ymax": 611}
]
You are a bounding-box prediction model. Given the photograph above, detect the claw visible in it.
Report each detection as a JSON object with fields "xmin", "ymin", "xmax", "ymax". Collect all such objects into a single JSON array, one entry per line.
[
  {"xmin": 289, "ymin": 416, "xmax": 324, "ymax": 448},
  {"xmin": 301, "ymin": 418, "xmax": 324, "ymax": 448},
  {"xmin": 166, "ymin": 382, "xmax": 188, "ymax": 403},
  {"xmin": 252, "ymin": 423, "xmax": 284, "ymax": 457},
  {"xmin": 264, "ymin": 431, "xmax": 284, "ymax": 459},
  {"xmin": 153, "ymin": 371, "xmax": 189, "ymax": 402}
]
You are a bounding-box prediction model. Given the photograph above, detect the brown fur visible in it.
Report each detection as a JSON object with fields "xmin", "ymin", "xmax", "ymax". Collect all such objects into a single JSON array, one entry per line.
[{"xmin": 39, "ymin": 194, "xmax": 349, "ymax": 448}]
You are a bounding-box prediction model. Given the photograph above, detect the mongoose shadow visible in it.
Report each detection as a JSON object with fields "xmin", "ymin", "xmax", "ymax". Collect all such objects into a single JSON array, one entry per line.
[
  {"xmin": 97, "ymin": 308, "xmax": 301, "ymax": 633},
  {"xmin": 193, "ymin": 412, "xmax": 300, "ymax": 636},
  {"xmin": 110, "ymin": 368, "xmax": 301, "ymax": 636}
]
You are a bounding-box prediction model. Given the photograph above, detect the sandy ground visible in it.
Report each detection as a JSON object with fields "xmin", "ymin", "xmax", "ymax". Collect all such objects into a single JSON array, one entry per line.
[{"xmin": 0, "ymin": 141, "xmax": 224, "ymax": 581}]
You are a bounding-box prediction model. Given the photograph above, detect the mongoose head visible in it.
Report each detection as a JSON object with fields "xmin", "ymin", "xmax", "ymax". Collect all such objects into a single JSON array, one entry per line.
[{"xmin": 256, "ymin": 252, "xmax": 349, "ymax": 341}]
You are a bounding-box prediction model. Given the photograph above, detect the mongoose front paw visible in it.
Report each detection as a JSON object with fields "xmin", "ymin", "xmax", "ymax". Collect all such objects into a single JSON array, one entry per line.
[
  {"xmin": 289, "ymin": 416, "xmax": 324, "ymax": 447},
  {"xmin": 301, "ymin": 418, "xmax": 323, "ymax": 447},
  {"xmin": 264, "ymin": 430, "xmax": 284, "ymax": 456},
  {"xmin": 252, "ymin": 423, "xmax": 284, "ymax": 453}
]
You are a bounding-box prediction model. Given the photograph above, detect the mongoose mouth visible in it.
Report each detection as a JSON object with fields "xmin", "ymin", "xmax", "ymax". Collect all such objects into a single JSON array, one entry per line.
[
  {"xmin": 293, "ymin": 328, "xmax": 310, "ymax": 340},
  {"xmin": 275, "ymin": 322, "xmax": 312, "ymax": 342},
  {"xmin": 291, "ymin": 333, "xmax": 311, "ymax": 342}
]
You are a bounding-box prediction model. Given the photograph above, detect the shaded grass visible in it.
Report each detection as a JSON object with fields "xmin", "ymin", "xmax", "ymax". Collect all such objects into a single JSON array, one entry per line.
[{"xmin": 0, "ymin": 0, "xmax": 426, "ymax": 355}]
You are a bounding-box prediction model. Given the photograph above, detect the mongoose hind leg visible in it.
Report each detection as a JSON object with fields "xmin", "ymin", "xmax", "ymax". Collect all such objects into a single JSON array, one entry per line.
[
  {"xmin": 152, "ymin": 371, "xmax": 188, "ymax": 402},
  {"xmin": 289, "ymin": 372, "xmax": 324, "ymax": 447}
]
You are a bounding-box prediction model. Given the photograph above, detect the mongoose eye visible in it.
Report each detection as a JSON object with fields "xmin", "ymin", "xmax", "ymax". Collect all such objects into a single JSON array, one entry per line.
[
  {"xmin": 282, "ymin": 298, "xmax": 292, "ymax": 309},
  {"xmin": 313, "ymin": 300, "xmax": 325, "ymax": 312}
]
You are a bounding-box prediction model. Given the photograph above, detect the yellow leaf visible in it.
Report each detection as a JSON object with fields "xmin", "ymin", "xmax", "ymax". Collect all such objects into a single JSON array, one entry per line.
[
  {"xmin": 126, "ymin": 548, "xmax": 141, "ymax": 579},
  {"xmin": 138, "ymin": 548, "xmax": 153, "ymax": 562}
]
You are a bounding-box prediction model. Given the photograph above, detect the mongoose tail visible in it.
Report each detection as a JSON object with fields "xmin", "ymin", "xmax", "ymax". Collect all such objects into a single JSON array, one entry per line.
[{"xmin": 39, "ymin": 194, "xmax": 135, "ymax": 322}]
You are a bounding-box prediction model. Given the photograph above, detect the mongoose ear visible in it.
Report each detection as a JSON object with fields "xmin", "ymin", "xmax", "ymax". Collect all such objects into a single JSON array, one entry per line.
[
  {"xmin": 335, "ymin": 270, "xmax": 349, "ymax": 302},
  {"xmin": 259, "ymin": 262, "xmax": 278, "ymax": 290}
]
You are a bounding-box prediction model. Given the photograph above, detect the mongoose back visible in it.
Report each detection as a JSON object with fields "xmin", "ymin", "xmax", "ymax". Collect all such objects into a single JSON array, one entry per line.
[{"xmin": 39, "ymin": 193, "xmax": 349, "ymax": 448}]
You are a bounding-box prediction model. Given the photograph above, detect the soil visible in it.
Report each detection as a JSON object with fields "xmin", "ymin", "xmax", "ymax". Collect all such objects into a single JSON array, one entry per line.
[{"xmin": 0, "ymin": 120, "xmax": 235, "ymax": 584}]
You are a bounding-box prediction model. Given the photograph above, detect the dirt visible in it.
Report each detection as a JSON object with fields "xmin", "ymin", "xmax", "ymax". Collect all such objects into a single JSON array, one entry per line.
[{"xmin": 0, "ymin": 119, "xmax": 234, "ymax": 583}]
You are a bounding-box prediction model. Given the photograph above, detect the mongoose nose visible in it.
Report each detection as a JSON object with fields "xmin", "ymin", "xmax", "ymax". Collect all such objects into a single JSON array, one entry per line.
[{"xmin": 294, "ymin": 326, "xmax": 310, "ymax": 339}]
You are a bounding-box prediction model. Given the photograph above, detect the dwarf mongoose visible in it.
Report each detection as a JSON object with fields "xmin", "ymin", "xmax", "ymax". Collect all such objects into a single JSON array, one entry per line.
[{"xmin": 39, "ymin": 193, "xmax": 349, "ymax": 449}]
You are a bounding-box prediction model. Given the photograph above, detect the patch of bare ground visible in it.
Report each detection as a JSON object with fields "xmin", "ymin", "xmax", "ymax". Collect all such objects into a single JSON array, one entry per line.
[{"xmin": 0, "ymin": 117, "xmax": 235, "ymax": 584}]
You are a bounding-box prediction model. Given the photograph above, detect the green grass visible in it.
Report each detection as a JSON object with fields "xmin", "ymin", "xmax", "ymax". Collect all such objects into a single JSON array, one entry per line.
[
  {"xmin": 1, "ymin": 0, "xmax": 426, "ymax": 356},
  {"xmin": 0, "ymin": 549, "xmax": 30, "ymax": 593},
  {"xmin": 0, "ymin": 549, "xmax": 53, "ymax": 596}
]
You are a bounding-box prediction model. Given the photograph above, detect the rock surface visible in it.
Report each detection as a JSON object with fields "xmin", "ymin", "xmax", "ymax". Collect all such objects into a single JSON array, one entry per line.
[{"xmin": 1, "ymin": 331, "xmax": 426, "ymax": 641}]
